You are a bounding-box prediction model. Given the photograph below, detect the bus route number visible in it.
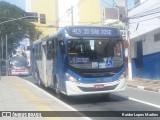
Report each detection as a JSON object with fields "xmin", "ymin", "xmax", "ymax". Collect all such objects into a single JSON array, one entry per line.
[
  {"xmin": 101, "ymin": 29, "xmax": 112, "ymax": 35},
  {"xmin": 72, "ymin": 28, "xmax": 82, "ymax": 35},
  {"xmin": 71, "ymin": 28, "xmax": 113, "ymax": 36},
  {"xmin": 84, "ymin": 28, "xmax": 112, "ymax": 36}
]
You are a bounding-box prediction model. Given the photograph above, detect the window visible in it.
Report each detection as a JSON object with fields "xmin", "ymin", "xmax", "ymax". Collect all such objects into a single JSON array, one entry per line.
[
  {"xmin": 34, "ymin": 45, "xmax": 37, "ymax": 59},
  {"xmin": 154, "ymin": 33, "xmax": 160, "ymax": 42},
  {"xmin": 52, "ymin": 39, "xmax": 57, "ymax": 59},
  {"xmin": 39, "ymin": 44, "xmax": 42, "ymax": 60},
  {"xmin": 37, "ymin": 44, "xmax": 39, "ymax": 60},
  {"xmin": 47, "ymin": 40, "xmax": 53, "ymax": 60}
]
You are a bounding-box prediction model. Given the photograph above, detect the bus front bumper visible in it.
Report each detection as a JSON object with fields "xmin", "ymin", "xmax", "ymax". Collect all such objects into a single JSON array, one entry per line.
[{"xmin": 65, "ymin": 78, "xmax": 126, "ymax": 96}]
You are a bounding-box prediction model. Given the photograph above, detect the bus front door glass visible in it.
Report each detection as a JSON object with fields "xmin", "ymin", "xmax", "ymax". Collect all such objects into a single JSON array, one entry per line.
[{"xmin": 67, "ymin": 39, "xmax": 123, "ymax": 69}]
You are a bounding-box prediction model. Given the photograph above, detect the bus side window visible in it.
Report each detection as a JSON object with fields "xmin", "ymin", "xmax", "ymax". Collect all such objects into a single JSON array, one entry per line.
[
  {"xmin": 52, "ymin": 39, "xmax": 56, "ymax": 59},
  {"xmin": 39, "ymin": 44, "xmax": 42, "ymax": 60},
  {"xmin": 37, "ymin": 44, "xmax": 39, "ymax": 60},
  {"xmin": 35, "ymin": 45, "xmax": 37, "ymax": 60},
  {"xmin": 47, "ymin": 40, "xmax": 53, "ymax": 60},
  {"xmin": 39, "ymin": 44, "xmax": 41, "ymax": 60}
]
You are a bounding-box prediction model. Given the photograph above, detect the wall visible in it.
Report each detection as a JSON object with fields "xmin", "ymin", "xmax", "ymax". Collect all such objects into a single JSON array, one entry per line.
[
  {"xmin": 79, "ymin": 0, "xmax": 101, "ymax": 25},
  {"xmin": 131, "ymin": 28, "xmax": 160, "ymax": 80},
  {"xmin": 129, "ymin": 0, "xmax": 160, "ymax": 80},
  {"xmin": 58, "ymin": 0, "xmax": 101, "ymax": 26},
  {"xmin": 129, "ymin": 0, "xmax": 160, "ymax": 39},
  {"xmin": 29, "ymin": 0, "xmax": 102, "ymax": 32},
  {"xmin": 58, "ymin": 0, "xmax": 79, "ymax": 27},
  {"xmin": 29, "ymin": 0, "xmax": 58, "ymax": 36}
]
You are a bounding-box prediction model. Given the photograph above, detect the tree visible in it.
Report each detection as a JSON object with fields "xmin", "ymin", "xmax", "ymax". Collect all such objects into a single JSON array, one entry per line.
[{"xmin": 0, "ymin": 1, "xmax": 43, "ymax": 58}]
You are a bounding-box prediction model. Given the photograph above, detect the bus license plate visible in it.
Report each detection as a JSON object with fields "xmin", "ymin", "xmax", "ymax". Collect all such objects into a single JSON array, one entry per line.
[{"xmin": 94, "ymin": 84, "xmax": 104, "ymax": 88}]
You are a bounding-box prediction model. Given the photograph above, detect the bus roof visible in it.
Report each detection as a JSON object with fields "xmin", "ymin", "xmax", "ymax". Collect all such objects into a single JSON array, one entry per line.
[
  {"xmin": 63, "ymin": 26, "xmax": 121, "ymax": 38},
  {"xmin": 33, "ymin": 25, "xmax": 122, "ymax": 45}
]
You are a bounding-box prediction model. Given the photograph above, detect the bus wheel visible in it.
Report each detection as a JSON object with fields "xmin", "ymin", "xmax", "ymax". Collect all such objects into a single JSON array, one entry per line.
[{"xmin": 55, "ymin": 80, "xmax": 61, "ymax": 98}]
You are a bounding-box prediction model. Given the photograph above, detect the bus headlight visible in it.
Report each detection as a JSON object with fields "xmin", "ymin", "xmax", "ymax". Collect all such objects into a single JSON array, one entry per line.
[
  {"xmin": 66, "ymin": 73, "xmax": 77, "ymax": 83},
  {"xmin": 119, "ymin": 72, "xmax": 126, "ymax": 80}
]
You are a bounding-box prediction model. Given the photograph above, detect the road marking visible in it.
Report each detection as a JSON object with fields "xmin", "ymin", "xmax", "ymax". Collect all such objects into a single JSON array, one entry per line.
[
  {"xmin": 126, "ymin": 87, "xmax": 160, "ymax": 109},
  {"xmin": 8, "ymin": 76, "xmax": 62, "ymax": 120},
  {"xmin": 137, "ymin": 86, "xmax": 144, "ymax": 89},
  {"xmin": 129, "ymin": 97, "xmax": 160, "ymax": 109},
  {"xmin": 127, "ymin": 86, "xmax": 160, "ymax": 94},
  {"xmin": 20, "ymin": 77, "xmax": 91, "ymax": 120}
]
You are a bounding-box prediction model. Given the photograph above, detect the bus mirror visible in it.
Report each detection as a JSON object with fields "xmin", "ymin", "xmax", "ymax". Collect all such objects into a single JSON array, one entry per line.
[{"xmin": 59, "ymin": 41, "xmax": 65, "ymax": 54}]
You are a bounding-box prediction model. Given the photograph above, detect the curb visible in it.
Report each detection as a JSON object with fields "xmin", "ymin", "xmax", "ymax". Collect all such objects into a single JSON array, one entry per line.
[{"xmin": 127, "ymin": 84, "xmax": 160, "ymax": 93}]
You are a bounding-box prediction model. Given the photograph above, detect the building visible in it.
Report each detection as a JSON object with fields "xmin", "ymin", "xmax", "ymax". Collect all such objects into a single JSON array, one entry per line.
[
  {"xmin": 102, "ymin": 5, "xmax": 126, "ymax": 38},
  {"xmin": 25, "ymin": 0, "xmax": 102, "ymax": 35},
  {"xmin": 25, "ymin": 0, "xmax": 58, "ymax": 36},
  {"xmin": 78, "ymin": 0, "xmax": 101, "ymax": 25},
  {"xmin": 134, "ymin": 0, "xmax": 147, "ymax": 6},
  {"xmin": 58, "ymin": 0, "xmax": 101, "ymax": 27},
  {"xmin": 129, "ymin": 0, "xmax": 160, "ymax": 80}
]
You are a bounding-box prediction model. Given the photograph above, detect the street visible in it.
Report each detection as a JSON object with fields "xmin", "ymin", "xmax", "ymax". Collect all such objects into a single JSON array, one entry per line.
[
  {"xmin": 21, "ymin": 76, "xmax": 160, "ymax": 120},
  {"xmin": 1, "ymin": 0, "xmax": 160, "ymax": 120}
]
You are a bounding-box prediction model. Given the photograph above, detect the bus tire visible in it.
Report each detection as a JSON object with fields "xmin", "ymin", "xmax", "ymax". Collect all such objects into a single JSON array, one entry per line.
[{"xmin": 54, "ymin": 77, "xmax": 61, "ymax": 98}]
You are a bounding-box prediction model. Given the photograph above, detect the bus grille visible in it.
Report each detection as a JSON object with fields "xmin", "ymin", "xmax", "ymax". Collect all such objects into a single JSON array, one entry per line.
[{"xmin": 77, "ymin": 84, "xmax": 118, "ymax": 92}]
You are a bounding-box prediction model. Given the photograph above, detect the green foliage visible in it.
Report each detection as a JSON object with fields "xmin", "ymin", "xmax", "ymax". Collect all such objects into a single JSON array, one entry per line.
[
  {"xmin": 0, "ymin": 1, "xmax": 42, "ymax": 58},
  {"xmin": 0, "ymin": 1, "xmax": 42, "ymax": 42}
]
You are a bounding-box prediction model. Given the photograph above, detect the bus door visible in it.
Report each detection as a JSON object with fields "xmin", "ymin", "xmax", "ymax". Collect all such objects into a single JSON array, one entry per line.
[
  {"xmin": 46, "ymin": 40, "xmax": 54, "ymax": 87},
  {"xmin": 58, "ymin": 40, "xmax": 66, "ymax": 92},
  {"xmin": 42, "ymin": 41, "xmax": 47, "ymax": 87}
]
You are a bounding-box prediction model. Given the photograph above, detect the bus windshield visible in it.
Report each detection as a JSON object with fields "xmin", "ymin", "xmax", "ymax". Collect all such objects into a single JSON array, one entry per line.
[
  {"xmin": 67, "ymin": 39, "xmax": 123, "ymax": 69},
  {"xmin": 10, "ymin": 56, "xmax": 28, "ymax": 68}
]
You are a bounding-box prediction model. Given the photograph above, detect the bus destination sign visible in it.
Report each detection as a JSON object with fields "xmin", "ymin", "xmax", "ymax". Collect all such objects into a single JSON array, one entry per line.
[{"xmin": 66, "ymin": 26, "xmax": 119, "ymax": 37}]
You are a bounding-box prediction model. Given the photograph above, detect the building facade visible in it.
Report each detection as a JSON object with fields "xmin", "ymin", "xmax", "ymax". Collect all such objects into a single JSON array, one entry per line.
[
  {"xmin": 101, "ymin": 2, "xmax": 126, "ymax": 38},
  {"xmin": 129, "ymin": 0, "xmax": 160, "ymax": 80},
  {"xmin": 25, "ymin": 0, "xmax": 58, "ymax": 36},
  {"xmin": 58, "ymin": 0, "xmax": 101, "ymax": 27},
  {"xmin": 25, "ymin": 0, "xmax": 102, "ymax": 35}
]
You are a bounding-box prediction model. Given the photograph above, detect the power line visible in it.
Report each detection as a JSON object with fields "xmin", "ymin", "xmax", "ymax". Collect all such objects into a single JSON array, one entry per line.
[
  {"xmin": 103, "ymin": 0, "xmax": 126, "ymax": 18},
  {"xmin": 112, "ymin": 0, "xmax": 118, "ymax": 7},
  {"xmin": 58, "ymin": 0, "xmax": 85, "ymax": 23}
]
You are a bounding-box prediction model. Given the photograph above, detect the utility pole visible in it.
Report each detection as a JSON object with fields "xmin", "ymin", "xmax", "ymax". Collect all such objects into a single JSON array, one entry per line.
[
  {"xmin": 71, "ymin": 6, "xmax": 74, "ymax": 25},
  {"xmin": 5, "ymin": 34, "xmax": 8, "ymax": 76},
  {"xmin": 0, "ymin": 37, "xmax": 3, "ymax": 80},
  {"xmin": 125, "ymin": 0, "xmax": 132, "ymax": 80},
  {"xmin": 0, "ymin": 39, "xmax": 1, "ymax": 80},
  {"xmin": 1, "ymin": 37, "xmax": 3, "ymax": 60}
]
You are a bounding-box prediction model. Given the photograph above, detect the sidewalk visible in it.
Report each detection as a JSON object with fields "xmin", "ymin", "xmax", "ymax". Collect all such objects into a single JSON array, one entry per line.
[
  {"xmin": 126, "ymin": 77, "xmax": 160, "ymax": 93},
  {"xmin": 0, "ymin": 76, "xmax": 89, "ymax": 120}
]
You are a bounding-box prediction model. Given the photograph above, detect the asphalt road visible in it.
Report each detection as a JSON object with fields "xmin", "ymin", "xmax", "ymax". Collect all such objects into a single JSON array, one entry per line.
[{"xmin": 22, "ymin": 76, "xmax": 160, "ymax": 120}]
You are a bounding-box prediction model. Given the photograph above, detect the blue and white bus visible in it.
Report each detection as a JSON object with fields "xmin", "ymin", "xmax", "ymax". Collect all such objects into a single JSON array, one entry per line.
[{"xmin": 32, "ymin": 26, "xmax": 126, "ymax": 96}]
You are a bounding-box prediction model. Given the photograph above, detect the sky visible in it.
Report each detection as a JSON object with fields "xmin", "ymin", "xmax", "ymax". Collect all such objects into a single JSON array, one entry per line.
[
  {"xmin": 0, "ymin": 0, "xmax": 135, "ymax": 11},
  {"xmin": 102, "ymin": 0, "xmax": 135, "ymax": 9},
  {"xmin": 0, "ymin": 0, "xmax": 26, "ymax": 10}
]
